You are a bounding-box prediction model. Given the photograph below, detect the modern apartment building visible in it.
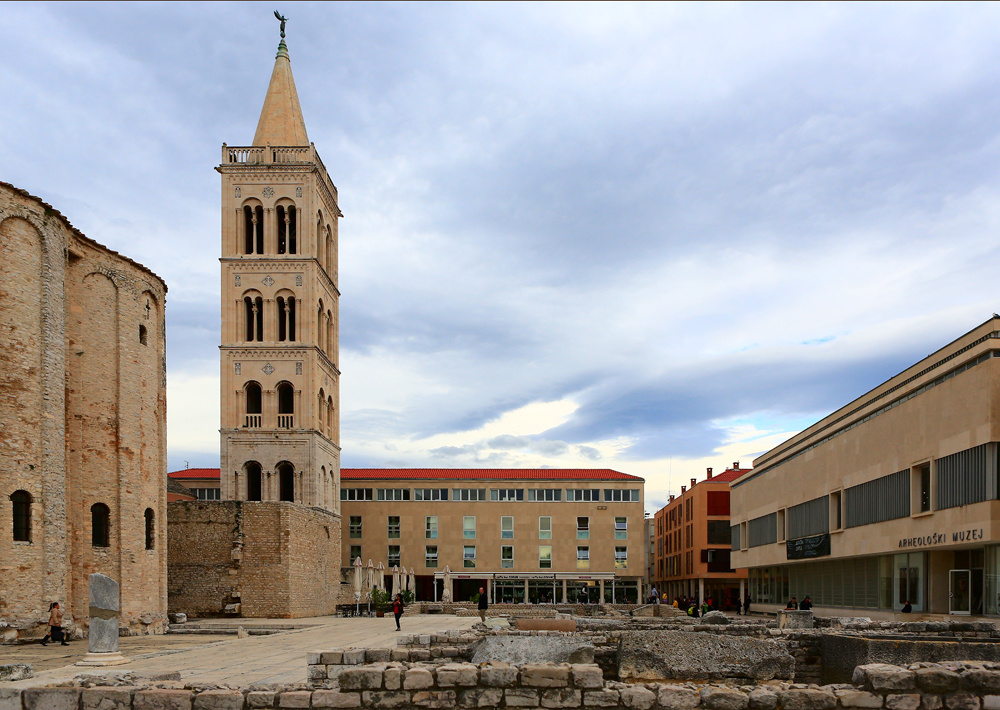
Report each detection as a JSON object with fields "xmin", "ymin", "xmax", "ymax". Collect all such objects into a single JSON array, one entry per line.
[
  {"xmin": 731, "ymin": 316, "xmax": 1000, "ymax": 617},
  {"xmin": 340, "ymin": 468, "xmax": 646, "ymax": 604},
  {"xmin": 653, "ymin": 465, "xmax": 749, "ymax": 606},
  {"xmin": 169, "ymin": 468, "xmax": 223, "ymax": 501}
]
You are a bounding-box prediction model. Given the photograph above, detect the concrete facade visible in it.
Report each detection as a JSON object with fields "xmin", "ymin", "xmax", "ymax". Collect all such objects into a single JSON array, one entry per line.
[
  {"xmin": 730, "ymin": 316, "xmax": 1000, "ymax": 617},
  {"xmin": 0, "ymin": 181, "xmax": 168, "ymax": 641}
]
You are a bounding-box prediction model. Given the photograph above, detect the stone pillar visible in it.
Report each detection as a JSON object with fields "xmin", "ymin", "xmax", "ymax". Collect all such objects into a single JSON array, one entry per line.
[
  {"xmin": 599, "ymin": 579, "xmax": 605, "ymax": 604},
  {"xmin": 562, "ymin": 579, "xmax": 568, "ymax": 604},
  {"xmin": 524, "ymin": 579, "xmax": 529, "ymax": 603},
  {"xmin": 740, "ymin": 579, "xmax": 745, "ymax": 605},
  {"xmin": 76, "ymin": 574, "xmax": 129, "ymax": 666},
  {"xmin": 698, "ymin": 578, "xmax": 705, "ymax": 606}
]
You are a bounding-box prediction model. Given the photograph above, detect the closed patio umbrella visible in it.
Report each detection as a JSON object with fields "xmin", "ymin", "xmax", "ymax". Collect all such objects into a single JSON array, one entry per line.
[
  {"xmin": 392, "ymin": 565, "xmax": 400, "ymax": 596},
  {"xmin": 408, "ymin": 567, "xmax": 417, "ymax": 601},
  {"xmin": 377, "ymin": 562, "xmax": 386, "ymax": 592},
  {"xmin": 366, "ymin": 559, "xmax": 375, "ymax": 613},
  {"xmin": 353, "ymin": 557, "xmax": 363, "ymax": 614}
]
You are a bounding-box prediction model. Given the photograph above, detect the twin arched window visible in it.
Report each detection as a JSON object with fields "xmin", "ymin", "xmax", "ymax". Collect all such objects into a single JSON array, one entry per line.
[
  {"xmin": 243, "ymin": 203, "xmax": 297, "ymax": 255},
  {"xmin": 241, "ymin": 460, "xmax": 294, "ymax": 501}
]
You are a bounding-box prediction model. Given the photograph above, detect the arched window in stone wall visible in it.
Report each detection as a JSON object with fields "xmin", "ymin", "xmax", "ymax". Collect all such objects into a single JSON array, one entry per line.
[
  {"xmin": 327, "ymin": 310, "xmax": 334, "ymax": 358},
  {"xmin": 244, "ymin": 381, "xmax": 262, "ymax": 428},
  {"xmin": 277, "ymin": 462, "xmax": 295, "ymax": 502},
  {"xmin": 317, "ymin": 299, "xmax": 325, "ymax": 353},
  {"xmin": 318, "ymin": 388, "xmax": 325, "ymax": 430},
  {"xmin": 244, "ymin": 205, "xmax": 264, "ymax": 255},
  {"xmin": 327, "ymin": 396, "xmax": 334, "ymax": 439},
  {"xmin": 277, "ymin": 204, "xmax": 297, "ymax": 254},
  {"xmin": 326, "ymin": 225, "xmax": 334, "ymax": 276},
  {"xmin": 316, "ymin": 212, "xmax": 324, "ymax": 270},
  {"xmin": 277, "ymin": 382, "xmax": 294, "ymax": 428},
  {"xmin": 91, "ymin": 503, "xmax": 110, "ymax": 547},
  {"xmin": 244, "ymin": 294, "xmax": 264, "ymax": 342},
  {"xmin": 276, "ymin": 293, "xmax": 296, "ymax": 342},
  {"xmin": 144, "ymin": 508, "xmax": 155, "ymax": 550},
  {"xmin": 11, "ymin": 490, "xmax": 31, "ymax": 542},
  {"xmin": 245, "ymin": 461, "xmax": 263, "ymax": 501}
]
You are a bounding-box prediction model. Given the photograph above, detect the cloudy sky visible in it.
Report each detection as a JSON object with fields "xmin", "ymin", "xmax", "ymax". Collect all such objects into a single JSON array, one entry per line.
[{"xmin": 5, "ymin": 2, "xmax": 1000, "ymax": 512}]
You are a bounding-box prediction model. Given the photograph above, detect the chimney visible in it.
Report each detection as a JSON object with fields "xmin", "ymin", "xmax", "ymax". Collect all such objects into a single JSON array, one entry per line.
[
  {"xmin": 690, "ymin": 478, "xmax": 697, "ymax": 488},
  {"xmin": 681, "ymin": 486, "xmax": 686, "ymax": 494},
  {"xmin": 707, "ymin": 467, "xmax": 713, "ymax": 479},
  {"xmin": 669, "ymin": 495, "xmax": 675, "ymax": 502},
  {"xmin": 733, "ymin": 461, "xmax": 740, "ymax": 470}
]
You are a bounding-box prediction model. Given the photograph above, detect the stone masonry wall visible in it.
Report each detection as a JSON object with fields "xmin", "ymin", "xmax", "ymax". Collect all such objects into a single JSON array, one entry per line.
[{"xmin": 168, "ymin": 500, "xmax": 346, "ymax": 618}]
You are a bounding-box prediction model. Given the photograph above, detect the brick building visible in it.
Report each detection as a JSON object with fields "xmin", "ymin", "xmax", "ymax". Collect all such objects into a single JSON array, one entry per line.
[
  {"xmin": 653, "ymin": 464, "xmax": 749, "ymax": 608},
  {"xmin": 0, "ymin": 181, "xmax": 169, "ymax": 641}
]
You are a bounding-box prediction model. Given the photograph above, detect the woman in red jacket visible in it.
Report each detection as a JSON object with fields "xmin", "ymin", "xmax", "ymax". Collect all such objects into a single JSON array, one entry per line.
[{"xmin": 392, "ymin": 594, "xmax": 404, "ymax": 631}]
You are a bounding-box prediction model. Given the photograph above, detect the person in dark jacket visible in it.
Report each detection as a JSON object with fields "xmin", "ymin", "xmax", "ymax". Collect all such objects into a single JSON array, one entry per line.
[
  {"xmin": 392, "ymin": 594, "xmax": 405, "ymax": 631},
  {"xmin": 799, "ymin": 596, "xmax": 813, "ymax": 611},
  {"xmin": 901, "ymin": 600, "xmax": 913, "ymax": 613},
  {"xmin": 743, "ymin": 595, "xmax": 752, "ymax": 616},
  {"xmin": 477, "ymin": 587, "xmax": 488, "ymax": 623}
]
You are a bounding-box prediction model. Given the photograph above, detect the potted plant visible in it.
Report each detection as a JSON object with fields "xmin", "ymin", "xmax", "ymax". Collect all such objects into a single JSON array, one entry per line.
[{"xmin": 371, "ymin": 588, "xmax": 392, "ymax": 617}]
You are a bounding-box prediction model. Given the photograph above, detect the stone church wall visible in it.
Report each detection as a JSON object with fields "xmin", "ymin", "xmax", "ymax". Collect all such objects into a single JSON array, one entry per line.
[{"xmin": 167, "ymin": 500, "xmax": 348, "ymax": 619}]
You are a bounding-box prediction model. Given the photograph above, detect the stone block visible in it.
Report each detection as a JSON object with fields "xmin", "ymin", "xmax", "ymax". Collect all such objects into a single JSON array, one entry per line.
[
  {"xmin": 506, "ymin": 689, "xmax": 542, "ymax": 707},
  {"xmin": 418, "ymin": 635, "xmax": 432, "ymax": 645},
  {"xmin": 922, "ymin": 697, "xmax": 943, "ymax": 710},
  {"xmin": 777, "ymin": 689, "xmax": 836, "ymax": 710},
  {"xmin": 701, "ymin": 687, "xmax": 749, "ymax": 710},
  {"xmin": 918, "ymin": 670, "xmax": 961, "ymax": 694},
  {"xmin": 322, "ymin": 649, "xmax": 345, "ymax": 665},
  {"xmin": 23, "ymin": 687, "xmax": 82, "ymax": 710},
  {"xmin": 521, "ymin": 664, "xmax": 571, "ymax": 688},
  {"xmin": 384, "ymin": 666, "xmax": 402, "ymax": 690},
  {"xmin": 82, "ymin": 687, "xmax": 136, "ymax": 710},
  {"xmin": 865, "ymin": 666, "xmax": 917, "ymax": 692},
  {"xmin": 361, "ymin": 691, "xmax": 411, "ymax": 708},
  {"xmin": 542, "ymin": 689, "xmax": 583, "ymax": 708},
  {"xmin": 397, "ymin": 636, "xmax": 414, "ymax": 645},
  {"xmin": 193, "ymin": 690, "xmax": 245, "ymax": 710},
  {"xmin": 0, "ymin": 689, "xmax": 20, "ymax": 710},
  {"xmin": 342, "ymin": 649, "xmax": 366, "ymax": 665},
  {"xmin": 886, "ymin": 695, "xmax": 920, "ymax": 710},
  {"xmin": 412, "ymin": 690, "xmax": 459, "ymax": 708},
  {"xmin": 460, "ymin": 689, "xmax": 505, "ymax": 708},
  {"xmin": 436, "ymin": 662, "xmax": 479, "ymax": 687},
  {"xmin": 585, "ymin": 689, "xmax": 621, "ymax": 707},
  {"xmin": 312, "ymin": 690, "xmax": 362, "ymax": 708},
  {"xmin": 247, "ymin": 691, "xmax": 275, "ymax": 708},
  {"xmin": 309, "ymin": 665, "xmax": 329, "ymax": 681},
  {"xmin": 410, "ymin": 649, "xmax": 431, "ymax": 662},
  {"xmin": 472, "ymin": 636, "xmax": 595, "ymax": 665},
  {"xmin": 339, "ymin": 666, "xmax": 384, "ymax": 690},
  {"xmin": 0, "ymin": 664, "xmax": 32, "ymax": 682},
  {"xmin": 134, "ymin": 689, "xmax": 194, "ymax": 710},
  {"xmin": 963, "ymin": 671, "xmax": 1000, "ymax": 695},
  {"xmin": 366, "ymin": 649, "xmax": 392, "ymax": 663},
  {"xmin": 835, "ymin": 690, "xmax": 883, "ymax": 708},
  {"xmin": 279, "ymin": 691, "xmax": 312, "ymax": 708},
  {"xmin": 620, "ymin": 686, "xmax": 656, "ymax": 710},
  {"xmin": 390, "ymin": 650, "xmax": 409, "ymax": 662},
  {"xmin": 482, "ymin": 664, "xmax": 519, "ymax": 687},
  {"xmin": 573, "ymin": 665, "xmax": 605, "ymax": 689},
  {"xmin": 944, "ymin": 693, "xmax": 980, "ymax": 710},
  {"xmin": 620, "ymin": 630, "xmax": 793, "ymax": 682},
  {"xmin": 749, "ymin": 688, "xmax": 777, "ymax": 710},
  {"xmin": 404, "ymin": 667, "xmax": 435, "ymax": 689},
  {"xmin": 656, "ymin": 685, "xmax": 701, "ymax": 709}
]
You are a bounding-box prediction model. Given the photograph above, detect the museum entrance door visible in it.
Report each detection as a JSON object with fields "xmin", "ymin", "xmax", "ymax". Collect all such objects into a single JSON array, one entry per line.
[{"xmin": 950, "ymin": 569, "xmax": 971, "ymax": 614}]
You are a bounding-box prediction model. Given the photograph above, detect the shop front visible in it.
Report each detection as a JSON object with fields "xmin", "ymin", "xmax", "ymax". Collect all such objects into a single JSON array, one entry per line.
[{"xmin": 432, "ymin": 572, "xmax": 642, "ymax": 604}]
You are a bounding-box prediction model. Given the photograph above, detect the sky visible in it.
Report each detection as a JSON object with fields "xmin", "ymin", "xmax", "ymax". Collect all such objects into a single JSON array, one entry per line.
[{"xmin": 4, "ymin": 2, "xmax": 1000, "ymax": 513}]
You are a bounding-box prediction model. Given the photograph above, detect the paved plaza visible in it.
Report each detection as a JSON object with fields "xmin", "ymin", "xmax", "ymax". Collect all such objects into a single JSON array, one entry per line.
[{"xmin": 0, "ymin": 615, "xmax": 477, "ymax": 687}]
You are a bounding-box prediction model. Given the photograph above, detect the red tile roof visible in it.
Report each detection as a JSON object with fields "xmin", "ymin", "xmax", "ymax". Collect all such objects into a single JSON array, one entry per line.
[
  {"xmin": 706, "ymin": 468, "xmax": 751, "ymax": 483},
  {"xmin": 168, "ymin": 468, "xmax": 222, "ymax": 480},
  {"xmin": 342, "ymin": 468, "xmax": 643, "ymax": 482}
]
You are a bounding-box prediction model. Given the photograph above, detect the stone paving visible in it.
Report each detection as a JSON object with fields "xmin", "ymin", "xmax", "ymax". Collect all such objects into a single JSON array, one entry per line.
[{"xmin": 1, "ymin": 614, "xmax": 477, "ymax": 687}]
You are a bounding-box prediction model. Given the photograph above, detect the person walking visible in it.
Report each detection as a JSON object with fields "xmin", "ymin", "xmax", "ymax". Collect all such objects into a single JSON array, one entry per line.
[
  {"xmin": 650, "ymin": 586, "xmax": 659, "ymax": 604},
  {"xmin": 743, "ymin": 594, "xmax": 752, "ymax": 616},
  {"xmin": 40, "ymin": 602, "xmax": 68, "ymax": 646},
  {"xmin": 477, "ymin": 587, "xmax": 488, "ymax": 624},
  {"xmin": 392, "ymin": 593, "xmax": 405, "ymax": 631}
]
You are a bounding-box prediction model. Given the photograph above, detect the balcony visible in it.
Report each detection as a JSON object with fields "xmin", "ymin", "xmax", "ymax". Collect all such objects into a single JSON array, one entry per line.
[
  {"xmin": 278, "ymin": 414, "xmax": 294, "ymax": 429},
  {"xmin": 244, "ymin": 414, "xmax": 262, "ymax": 429}
]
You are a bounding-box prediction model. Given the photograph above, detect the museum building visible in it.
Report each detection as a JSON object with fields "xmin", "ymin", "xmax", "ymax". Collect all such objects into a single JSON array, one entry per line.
[{"xmin": 730, "ymin": 316, "xmax": 1000, "ymax": 617}]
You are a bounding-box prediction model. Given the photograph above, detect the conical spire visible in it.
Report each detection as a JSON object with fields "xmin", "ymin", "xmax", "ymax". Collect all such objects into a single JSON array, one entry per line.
[{"xmin": 252, "ymin": 40, "xmax": 309, "ymax": 146}]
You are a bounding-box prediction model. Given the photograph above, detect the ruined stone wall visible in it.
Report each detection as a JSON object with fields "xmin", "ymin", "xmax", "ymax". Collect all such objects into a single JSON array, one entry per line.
[
  {"xmin": 0, "ymin": 182, "xmax": 167, "ymax": 641},
  {"xmin": 167, "ymin": 500, "xmax": 346, "ymax": 618}
]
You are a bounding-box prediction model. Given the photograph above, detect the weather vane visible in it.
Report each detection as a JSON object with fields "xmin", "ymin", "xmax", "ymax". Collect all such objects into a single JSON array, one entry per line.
[{"xmin": 274, "ymin": 10, "xmax": 288, "ymax": 39}]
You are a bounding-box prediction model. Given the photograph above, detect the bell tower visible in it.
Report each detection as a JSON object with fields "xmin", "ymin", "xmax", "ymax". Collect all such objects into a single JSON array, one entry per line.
[{"xmin": 217, "ymin": 25, "xmax": 341, "ymax": 513}]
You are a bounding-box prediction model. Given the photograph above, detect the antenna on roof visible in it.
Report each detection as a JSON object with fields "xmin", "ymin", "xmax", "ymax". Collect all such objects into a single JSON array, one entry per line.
[{"xmin": 184, "ymin": 460, "xmax": 189, "ymax": 469}]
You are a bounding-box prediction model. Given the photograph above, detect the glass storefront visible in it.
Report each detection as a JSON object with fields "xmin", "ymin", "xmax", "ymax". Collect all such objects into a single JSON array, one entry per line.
[
  {"xmin": 493, "ymin": 579, "xmax": 525, "ymax": 604},
  {"xmin": 603, "ymin": 580, "xmax": 638, "ymax": 603}
]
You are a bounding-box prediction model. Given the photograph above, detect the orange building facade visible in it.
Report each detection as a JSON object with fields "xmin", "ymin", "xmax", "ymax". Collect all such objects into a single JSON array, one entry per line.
[{"xmin": 653, "ymin": 464, "xmax": 749, "ymax": 608}]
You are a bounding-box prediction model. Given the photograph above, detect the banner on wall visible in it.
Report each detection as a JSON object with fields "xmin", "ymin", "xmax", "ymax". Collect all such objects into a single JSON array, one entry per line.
[{"xmin": 786, "ymin": 533, "xmax": 831, "ymax": 560}]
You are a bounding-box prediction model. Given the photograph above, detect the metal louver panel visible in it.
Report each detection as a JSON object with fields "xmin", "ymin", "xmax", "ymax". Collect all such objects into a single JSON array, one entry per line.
[
  {"xmin": 787, "ymin": 495, "xmax": 829, "ymax": 540},
  {"xmin": 845, "ymin": 469, "xmax": 910, "ymax": 528},
  {"xmin": 748, "ymin": 512, "xmax": 777, "ymax": 548},
  {"xmin": 937, "ymin": 443, "xmax": 997, "ymax": 510}
]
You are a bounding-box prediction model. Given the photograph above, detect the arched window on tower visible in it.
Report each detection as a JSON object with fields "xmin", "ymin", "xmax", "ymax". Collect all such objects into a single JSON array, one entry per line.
[
  {"xmin": 327, "ymin": 310, "xmax": 334, "ymax": 358},
  {"xmin": 144, "ymin": 508, "xmax": 155, "ymax": 550},
  {"xmin": 318, "ymin": 388, "xmax": 325, "ymax": 430},
  {"xmin": 245, "ymin": 381, "xmax": 262, "ymax": 428},
  {"xmin": 317, "ymin": 214, "xmax": 324, "ymax": 270},
  {"xmin": 244, "ymin": 295, "xmax": 263, "ymax": 342},
  {"xmin": 277, "ymin": 205, "xmax": 297, "ymax": 255},
  {"xmin": 276, "ymin": 295, "xmax": 296, "ymax": 342},
  {"xmin": 244, "ymin": 205, "xmax": 264, "ymax": 255},
  {"xmin": 326, "ymin": 225, "xmax": 334, "ymax": 276},
  {"xmin": 245, "ymin": 461, "xmax": 262, "ymax": 501},
  {"xmin": 11, "ymin": 490, "xmax": 31, "ymax": 542},
  {"xmin": 327, "ymin": 395, "xmax": 334, "ymax": 438},
  {"xmin": 277, "ymin": 462, "xmax": 295, "ymax": 502},
  {"xmin": 277, "ymin": 382, "xmax": 294, "ymax": 428},
  {"xmin": 317, "ymin": 300, "xmax": 325, "ymax": 353},
  {"xmin": 91, "ymin": 503, "xmax": 110, "ymax": 547}
]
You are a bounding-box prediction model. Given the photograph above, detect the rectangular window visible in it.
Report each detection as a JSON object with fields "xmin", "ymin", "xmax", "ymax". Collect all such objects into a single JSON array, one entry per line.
[
  {"xmin": 577, "ymin": 546, "xmax": 590, "ymax": 569},
  {"xmin": 936, "ymin": 443, "xmax": 996, "ymax": 510},
  {"xmin": 387, "ymin": 516, "xmax": 400, "ymax": 539},
  {"xmin": 464, "ymin": 545, "xmax": 476, "ymax": 568},
  {"xmin": 602, "ymin": 489, "xmax": 639, "ymax": 502},
  {"xmin": 377, "ymin": 488, "xmax": 411, "ymax": 501},
  {"xmin": 528, "ymin": 489, "xmax": 562, "ymax": 501},
  {"xmin": 414, "ymin": 488, "xmax": 448, "ymax": 501},
  {"xmin": 615, "ymin": 516, "xmax": 627, "ymax": 540},
  {"xmin": 747, "ymin": 512, "xmax": 778, "ymax": 548},
  {"xmin": 453, "ymin": 489, "xmax": 488, "ymax": 501},
  {"xmin": 615, "ymin": 546, "xmax": 627, "ymax": 569},
  {"xmin": 501, "ymin": 516, "xmax": 514, "ymax": 539},
  {"xmin": 195, "ymin": 488, "xmax": 221, "ymax": 500},
  {"xmin": 706, "ymin": 491, "xmax": 730, "ymax": 516},
  {"xmin": 539, "ymin": 516, "xmax": 552, "ymax": 540},
  {"xmin": 349, "ymin": 516, "xmax": 362, "ymax": 538},
  {"xmin": 707, "ymin": 519, "xmax": 731, "ymax": 545},
  {"xmin": 490, "ymin": 489, "xmax": 524, "ymax": 501},
  {"xmin": 918, "ymin": 463, "xmax": 931, "ymax": 513},
  {"xmin": 539, "ymin": 545, "xmax": 552, "ymax": 569},
  {"xmin": 567, "ymin": 489, "xmax": 599, "ymax": 502},
  {"xmin": 463, "ymin": 516, "xmax": 476, "ymax": 539},
  {"xmin": 425, "ymin": 516, "xmax": 438, "ymax": 539},
  {"xmin": 577, "ymin": 516, "xmax": 589, "ymax": 539},
  {"xmin": 388, "ymin": 545, "xmax": 400, "ymax": 567},
  {"xmin": 501, "ymin": 545, "xmax": 513, "ymax": 568},
  {"xmin": 845, "ymin": 469, "xmax": 910, "ymax": 528},
  {"xmin": 341, "ymin": 488, "xmax": 373, "ymax": 501},
  {"xmin": 787, "ymin": 496, "xmax": 829, "ymax": 540},
  {"xmin": 425, "ymin": 545, "xmax": 438, "ymax": 568},
  {"xmin": 350, "ymin": 545, "xmax": 361, "ymax": 562}
]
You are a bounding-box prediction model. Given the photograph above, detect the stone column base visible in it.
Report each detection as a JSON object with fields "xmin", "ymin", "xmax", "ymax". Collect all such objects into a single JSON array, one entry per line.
[{"xmin": 75, "ymin": 652, "xmax": 131, "ymax": 667}]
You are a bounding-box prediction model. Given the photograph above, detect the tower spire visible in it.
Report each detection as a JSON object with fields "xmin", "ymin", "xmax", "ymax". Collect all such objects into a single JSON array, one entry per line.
[{"xmin": 252, "ymin": 13, "xmax": 309, "ymax": 147}]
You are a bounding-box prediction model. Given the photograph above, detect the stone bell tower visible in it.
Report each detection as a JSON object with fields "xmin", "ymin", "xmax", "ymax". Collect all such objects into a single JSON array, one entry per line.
[{"xmin": 217, "ymin": 25, "xmax": 341, "ymax": 513}]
